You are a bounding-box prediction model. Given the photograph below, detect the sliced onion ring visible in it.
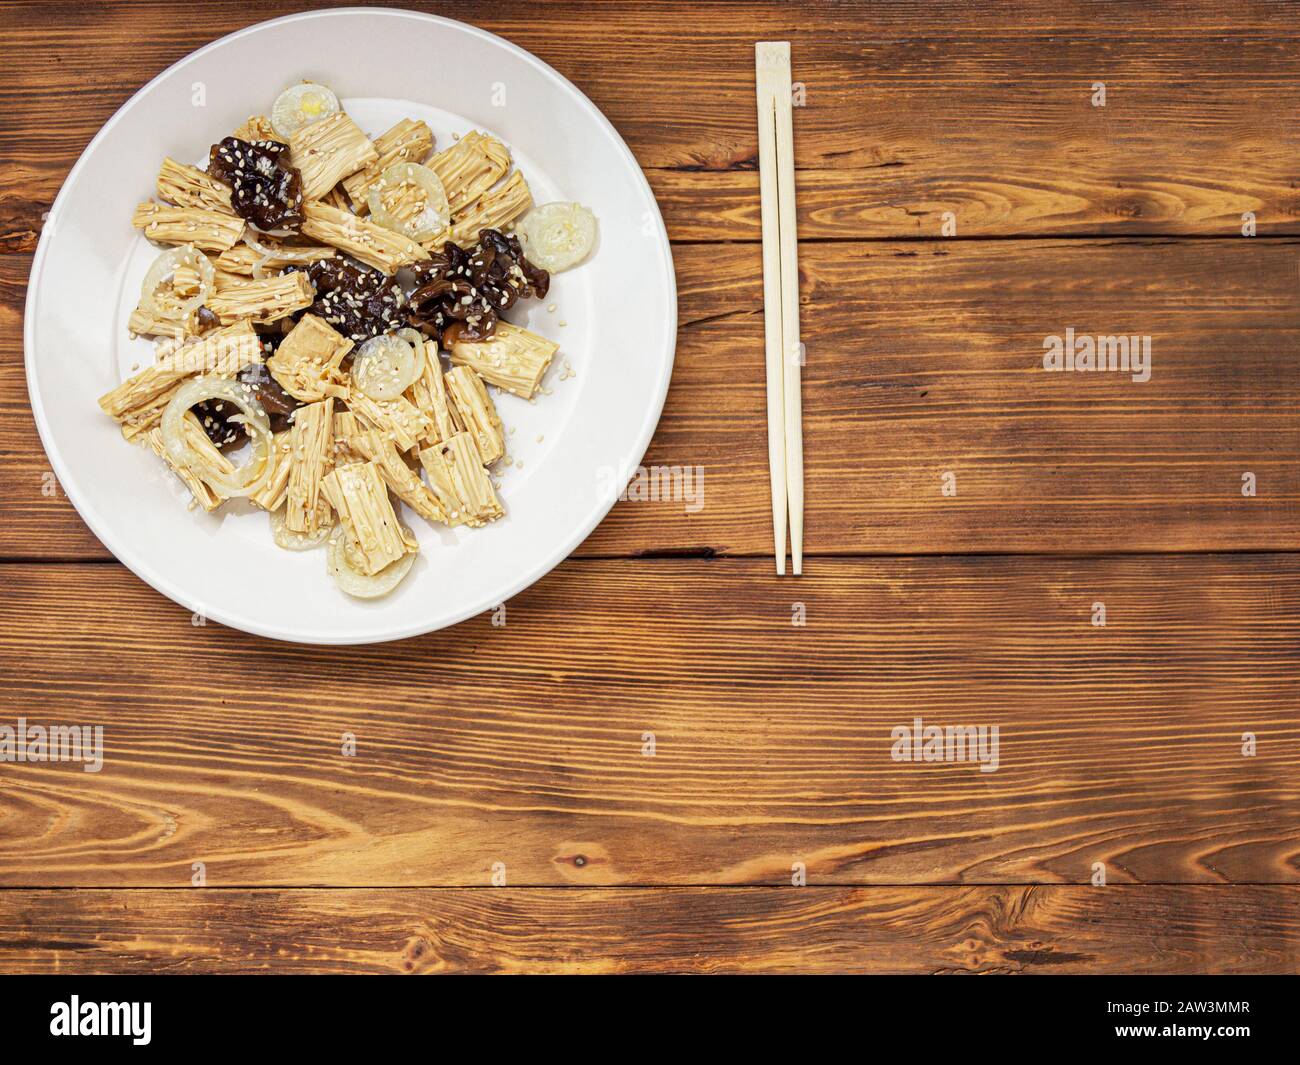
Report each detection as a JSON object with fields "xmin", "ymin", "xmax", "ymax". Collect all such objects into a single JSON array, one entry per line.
[
  {"xmin": 140, "ymin": 245, "xmax": 214, "ymax": 317},
  {"xmin": 514, "ymin": 201, "xmax": 598, "ymax": 272},
  {"xmin": 270, "ymin": 82, "xmax": 340, "ymax": 139},
  {"xmin": 351, "ymin": 333, "xmax": 419, "ymax": 401},
  {"xmin": 270, "ymin": 506, "xmax": 331, "ymax": 551},
  {"xmin": 395, "ymin": 327, "xmax": 428, "ymax": 355},
  {"xmin": 242, "ymin": 231, "xmax": 325, "ymax": 264},
  {"xmin": 366, "ymin": 162, "xmax": 450, "ymax": 242},
  {"xmin": 160, "ymin": 376, "xmax": 274, "ymax": 498},
  {"xmin": 326, "ymin": 525, "xmax": 416, "ymax": 599}
]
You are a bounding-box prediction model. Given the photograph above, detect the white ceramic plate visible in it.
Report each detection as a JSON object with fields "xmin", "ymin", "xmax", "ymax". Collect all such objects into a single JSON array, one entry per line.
[{"xmin": 25, "ymin": 7, "xmax": 676, "ymax": 644}]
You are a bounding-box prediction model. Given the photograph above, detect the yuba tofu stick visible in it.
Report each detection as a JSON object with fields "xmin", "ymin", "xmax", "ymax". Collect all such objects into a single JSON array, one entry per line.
[
  {"xmin": 300, "ymin": 200, "xmax": 430, "ymax": 273},
  {"xmin": 320, "ymin": 461, "xmax": 413, "ymax": 575},
  {"xmin": 284, "ymin": 398, "xmax": 335, "ymax": 535},
  {"xmin": 448, "ymin": 321, "xmax": 557, "ymax": 400},
  {"xmin": 156, "ymin": 158, "xmax": 235, "ymax": 214},
  {"xmin": 347, "ymin": 389, "xmax": 433, "ymax": 453},
  {"xmin": 288, "ymin": 112, "xmax": 379, "ymax": 201},
  {"xmin": 132, "ymin": 201, "xmax": 245, "ymax": 251},
  {"xmin": 438, "ymin": 169, "xmax": 532, "ymax": 249},
  {"xmin": 417, "ymin": 432, "xmax": 503, "ymax": 528},
  {"xmin": 266, "ymin": 314, "xmax": 353, "ymax": 402},
  {"xmin": 427, "ymin": 131, "xmax": 510, "ymax": 215},
  {"xmin": 404, "ymin": 339, "xmax": 462, "ymax": 446},
  {"xmin": 250, "ymin": 431, "xmax": 294, "ymax": 512},
  {"xmin": 443, "ymin": 365, "xmax": 504, "ymax": 463},
  {"xmin": 350, "ymin": 427, "xmax": 447, "ymax": 525},
  {"xmin": 205, "ymin": 271, "xmax": 314, "ymax": 325}
]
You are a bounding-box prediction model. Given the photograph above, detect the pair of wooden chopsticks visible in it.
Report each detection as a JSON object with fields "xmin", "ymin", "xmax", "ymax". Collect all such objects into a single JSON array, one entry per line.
[{"xmin": 756, "ymin": 42, "xmax": 804, "ymax": 576}]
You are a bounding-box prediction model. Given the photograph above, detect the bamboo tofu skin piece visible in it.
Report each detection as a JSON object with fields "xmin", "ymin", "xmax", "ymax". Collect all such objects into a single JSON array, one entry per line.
[
  {"xmin": 300, "ymin": 201, "xmax": 430, "ymax": 274},
  {"xmin": 331, "ymin": 411, "xmax": 368, "ymax": 465},
  {"xmin": 347, "ymin": 390, "xmax": 434, "ymax": 454},
  {"xmin": 350, "ymin": 427, "xmax": 447, "ymax": 525},
  {"xmin": 126, "ymin": 250, "xmax": 217, "ymax": 339},
  {"xmin": 145, "ymin": 415, "xmax": 234, "ymax": 512},
  {"xmin": 157, "ymin": 157, "xmax": 235, "ymax": 214},
  {"xmin": 444, "ymin": 365, "xmax": 504, "ymax": 463},
  {"xmin": 215, "ymin": 241, "xmax": 336, "ymax": 278},
  {"xmin": 405, "ymin": 340, "xmax": 462, "ymax": 445},
  {"xmin": 288, "ymin": 112, "xmax": 379, "ymax": 201},
  {"xmin": 213, "ymin": 244, "xmax": 264, "ymax": 278},
  {"xmin": 206, "ymin": 271, "xmax": 314, "ymax": 325},
  {"xmin": 441, "ymin": 168, "xmax": 533, "ymax": 249},
  {"xmin": 132, "ymin": 202, "xmax": 246, "ymax": 251},
  {"xmin": 250, "ymin": 431, "xmax": 294, "ymax": 511},
  {"xmin": 172, "ymin": 263, "xmax": 202, "ymax": 297},
  {"xmin": 417, "ymin": 433, "xmax": 504, "ymax": 528},
  {"xmin": 427, "ymin": 131, "xmax": 511, "ymax": 215},
  {"xmin": 232, "ymin": 114, "xmax": 283, "ymax": 144},
  {"xmin": 321, "ymin": 461, "xmax": 415, "ymax": 575},
  {"xmin": 285, "ymin": 398, "xmax": 336, "ymax": 535},
  {"xmin": 128, "ymin": 303, "xmax": 199, "ymax": 341},
  {"xmin": 267, "ymin": 313, "xmax": 353, "ymax": 402},
  {"xmin": 448, "ymin": 321, "xmax": 558, "ymax": 400}
]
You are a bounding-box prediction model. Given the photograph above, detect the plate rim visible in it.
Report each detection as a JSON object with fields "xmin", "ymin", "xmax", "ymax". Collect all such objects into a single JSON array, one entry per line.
[{"xmin": 24, "ymin": 5, "xmax": 677, "ymax": 645}]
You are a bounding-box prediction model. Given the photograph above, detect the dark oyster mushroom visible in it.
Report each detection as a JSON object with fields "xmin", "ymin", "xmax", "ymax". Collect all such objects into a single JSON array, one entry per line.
[
  {"xmin": 243, "ymin": 363, "xmax": 301, "ymax": 433},
  {"xmin": 407, "ymin": 228, "xmax": 549, "ymax": 345},
  {"xmin": 289, "ymin": 258, "xmax": 406, "ymax": 344},
  {"xmin": 192, "ymin": 397, "xmax": 246, "ymax": 451},
  {"xmin": 207, "ymin": 137, "xmax": 304, "ymax": 233}
]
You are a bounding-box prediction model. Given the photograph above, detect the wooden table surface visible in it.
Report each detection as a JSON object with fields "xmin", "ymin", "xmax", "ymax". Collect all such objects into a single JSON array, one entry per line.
[{"xmin": 1, "ymin": 0, "xmax": 1298, "ymax": 974}]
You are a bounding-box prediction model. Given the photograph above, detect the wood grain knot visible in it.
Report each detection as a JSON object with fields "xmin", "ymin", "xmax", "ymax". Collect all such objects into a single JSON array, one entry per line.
[
  {"xmin": 553, "ymin": 842, "xmax": 616, "ymax": 883},
  {"xmin": 401, "ymin": 935, "xmax": 435, "ymax": 973}
]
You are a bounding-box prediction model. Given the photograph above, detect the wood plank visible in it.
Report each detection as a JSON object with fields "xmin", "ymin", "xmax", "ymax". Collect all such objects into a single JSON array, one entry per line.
[
  {"xmin": 1, "ymin": 557, "xmax": 1297, "ymax": 887},
  {"xmin": 1, "ymin": 1, "xmax": 1298, "ymax": 247},
  {"xmin": 0, "ymin": 885, "xmax": 1293, "ymax": 973},
  {"xmin": 7, "ymin": 237, "xmax": 1300, "ymax": 559}
]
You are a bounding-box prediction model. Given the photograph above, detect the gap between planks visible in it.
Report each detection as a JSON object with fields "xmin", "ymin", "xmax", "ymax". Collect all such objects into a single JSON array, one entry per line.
[
  {"xmin": 0, "ymin": 883, "xmax": 1296, "ymax": 891},
  {"xmin": 7, "ymin": 548, "xmax": 1300, "ymax": 566},
  {"xmin": 666, "ymin": 234, "xmax": 1300, "ymax": 245}
]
